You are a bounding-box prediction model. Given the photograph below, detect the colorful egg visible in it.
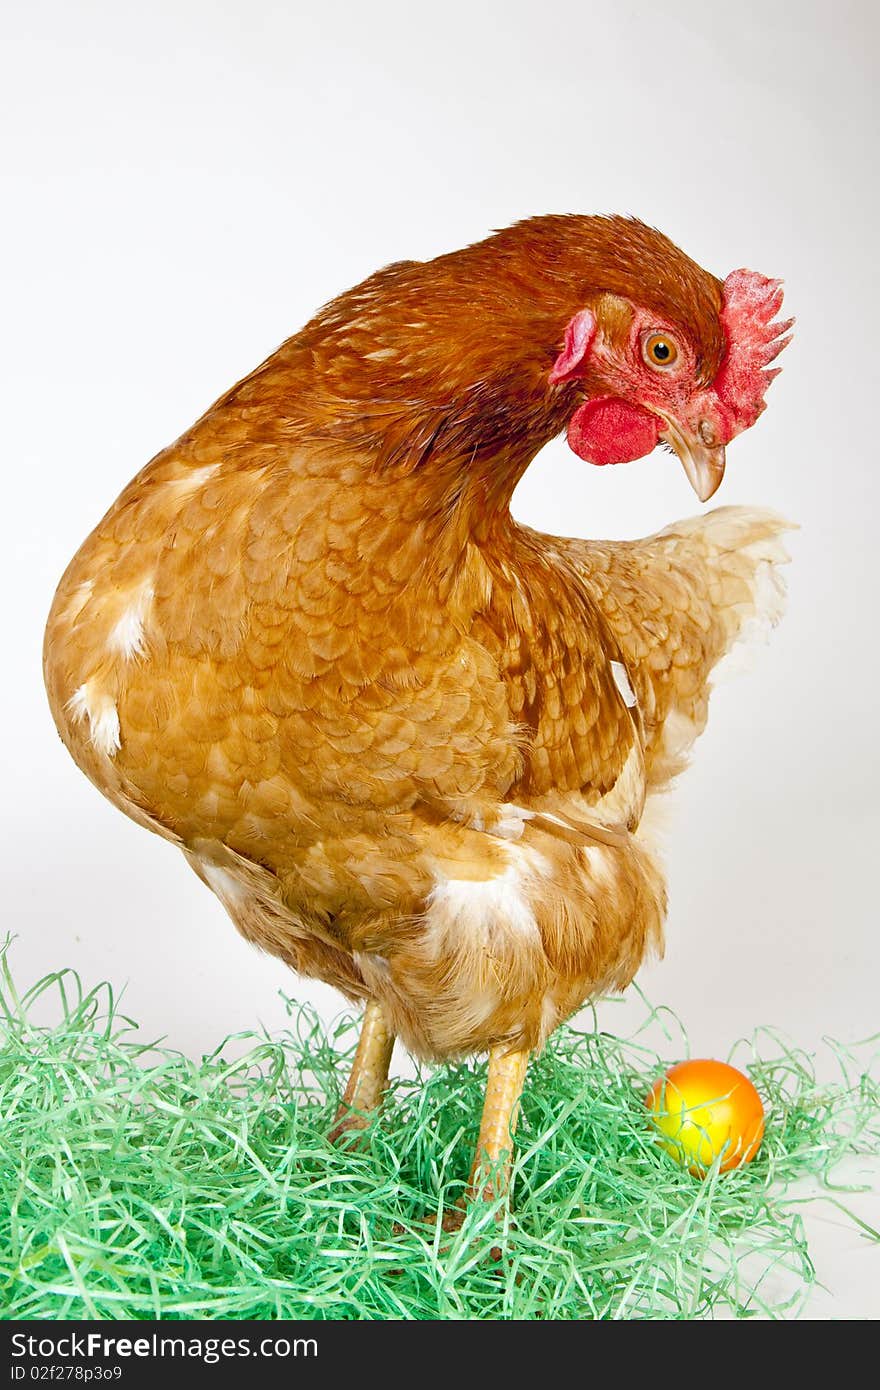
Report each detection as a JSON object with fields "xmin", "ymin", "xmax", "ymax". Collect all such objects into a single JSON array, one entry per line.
[{"xmin": 646, "ymin": 1059, "xmax": 765, "ymax": 1177}]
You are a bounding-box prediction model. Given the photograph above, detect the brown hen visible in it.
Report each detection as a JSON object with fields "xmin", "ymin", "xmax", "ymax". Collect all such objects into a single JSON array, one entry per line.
[{"xmin": 43, "ymin": 216, "xmax": 792, "ymax": 1204}]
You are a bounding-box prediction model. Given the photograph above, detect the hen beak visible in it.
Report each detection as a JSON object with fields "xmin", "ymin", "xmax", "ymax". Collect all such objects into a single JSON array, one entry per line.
[{"xmin": 658, "ymin": 415, "xmax": 726, "ymax": 502}]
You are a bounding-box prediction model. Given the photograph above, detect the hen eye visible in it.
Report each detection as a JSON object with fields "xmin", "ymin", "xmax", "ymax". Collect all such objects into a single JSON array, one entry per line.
[{"xmin": 642, "ymin": 332, "xmax": 679, "ymax": 369}]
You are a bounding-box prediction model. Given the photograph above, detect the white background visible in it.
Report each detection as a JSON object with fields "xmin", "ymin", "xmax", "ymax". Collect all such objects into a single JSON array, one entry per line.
[{"xmin": 2, "ymin": 1, "xmax": 877, "ymax": 1315}]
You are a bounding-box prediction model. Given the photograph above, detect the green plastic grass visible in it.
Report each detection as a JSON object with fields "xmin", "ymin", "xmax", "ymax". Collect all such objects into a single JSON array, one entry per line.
[{"xmin": 0, "ymin": 939, "xmax": 877, "ymax": 1320}]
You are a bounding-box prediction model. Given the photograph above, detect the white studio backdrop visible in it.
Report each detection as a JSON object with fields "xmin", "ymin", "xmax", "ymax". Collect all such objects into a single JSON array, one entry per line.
[{"xmin": 2, "ymin": 0, "xmax": 876, "ymax": 1185}]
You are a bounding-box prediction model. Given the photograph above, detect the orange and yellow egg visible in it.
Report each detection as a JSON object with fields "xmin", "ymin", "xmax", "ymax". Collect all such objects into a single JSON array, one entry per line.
[{"xmin": 646, "ymin": 1059, "xmax": 765, "ymax": 1177}]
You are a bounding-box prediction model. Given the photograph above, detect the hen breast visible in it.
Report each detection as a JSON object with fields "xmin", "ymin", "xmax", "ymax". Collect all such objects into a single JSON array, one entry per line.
[{"xmin": 43, "ymin": 428, "xmax": 788, "ymax": 1060}]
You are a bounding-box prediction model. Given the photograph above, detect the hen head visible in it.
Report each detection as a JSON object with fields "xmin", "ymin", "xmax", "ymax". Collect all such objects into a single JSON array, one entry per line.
[{"xmin": 538, "ymin": 220, "xmax": 793, "ymax": 500}]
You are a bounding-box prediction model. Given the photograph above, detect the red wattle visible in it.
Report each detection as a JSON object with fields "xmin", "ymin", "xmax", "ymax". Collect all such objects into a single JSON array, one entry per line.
[{"xmin": 566, "ymin": 397, "xmax": 661, "ymax": 466}]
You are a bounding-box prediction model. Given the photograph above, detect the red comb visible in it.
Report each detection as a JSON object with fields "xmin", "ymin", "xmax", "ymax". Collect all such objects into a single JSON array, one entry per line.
[{"xmin": 714, "ymin": 269, "xmax": 793, "ymax": 435}]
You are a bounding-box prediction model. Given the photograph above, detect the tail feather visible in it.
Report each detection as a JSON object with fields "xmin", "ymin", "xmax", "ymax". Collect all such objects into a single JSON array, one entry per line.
[
  {"xmin": 658, "ymin": 505, "xmax": 793, "ymax": 672},
  {"xmin": 557, "ymin": 505, "xmax": 795, "ymax": 791}
]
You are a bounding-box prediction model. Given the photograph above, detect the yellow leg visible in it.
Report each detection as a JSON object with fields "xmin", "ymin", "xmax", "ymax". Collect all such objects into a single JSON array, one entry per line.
[
  {"xmin": 466, "ymin": 1046, "xmax": 530, "ymax": 1204},
  {"xmin": 329, "ymin": 999, "xmax": 395, "ymax": 1141}
]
